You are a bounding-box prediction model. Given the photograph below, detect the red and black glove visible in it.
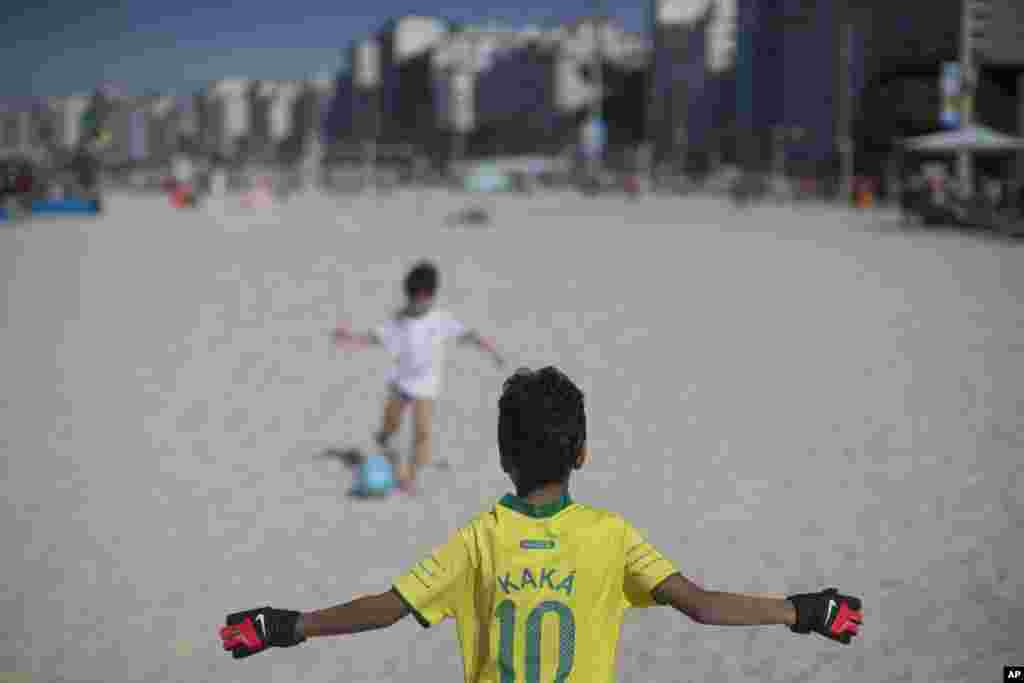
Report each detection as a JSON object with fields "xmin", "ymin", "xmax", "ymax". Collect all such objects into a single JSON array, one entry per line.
[
  {"xmin": 787, "ymin": 588, "xmax": 863, "ymax": 644},
  {"xmin": 219, "ymin": 607, "xmax": 305, "ymax": 659}
]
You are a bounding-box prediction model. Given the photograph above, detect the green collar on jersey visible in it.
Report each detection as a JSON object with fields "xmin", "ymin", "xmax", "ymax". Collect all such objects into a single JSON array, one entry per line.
[{"xmin": 499, "ymin": 493, "xmax": 574, "ymax": 518}]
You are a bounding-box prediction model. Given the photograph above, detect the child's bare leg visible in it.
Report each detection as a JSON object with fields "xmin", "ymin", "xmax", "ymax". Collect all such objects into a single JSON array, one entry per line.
[
  {"xmin": 408, "ymin": 398, "xmax": 434, "ymax": 482},
  {"xmin": 376, "ymin": 388, "xmax": 406, "ymax": 475}
]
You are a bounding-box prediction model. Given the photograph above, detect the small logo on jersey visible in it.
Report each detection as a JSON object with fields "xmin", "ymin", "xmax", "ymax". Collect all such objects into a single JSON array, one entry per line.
[{"xmin": 520, "ymin": 539, "xmax": 556, "ymax": 550}]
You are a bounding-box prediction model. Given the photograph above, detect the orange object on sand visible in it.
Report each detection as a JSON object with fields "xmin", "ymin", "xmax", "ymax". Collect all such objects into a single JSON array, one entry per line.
[{"xmin": 171, "ymin": 183, "xmax": 195, "ymax": 209}]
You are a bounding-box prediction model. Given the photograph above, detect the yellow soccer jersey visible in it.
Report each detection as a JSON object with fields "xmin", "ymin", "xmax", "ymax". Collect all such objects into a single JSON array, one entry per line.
[{"xmin": 392, "ymin": 494, "xmax": 678, "ymax": 683}]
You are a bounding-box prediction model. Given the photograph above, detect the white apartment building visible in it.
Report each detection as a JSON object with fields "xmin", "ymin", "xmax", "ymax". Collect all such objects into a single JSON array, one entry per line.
[
  {"xmin": 353, "ymin": 39, "xmax": 381, "ymax": 89},
  {"xmin": 431, "ymin": 25, "xmax": 555, "ymax": 132},
  {"xmin": 55, "ymin": 95, "xmax": 92, "ymax": 151},
  {"xmin": 706, "ymin": 0, "xmax": 738, "ymax": 73},
  {"xmin": 430, "ymin": 19, "xmax": 649, "ymax": 133},
  {"xmin": 386, "ymin": 15, "xmax": 448, "ymax": 65},
  {"xmin": 308, "ymin": 76, "xmax": 334, "ymax": 144},
  {"xmin": 256, "ymin": 81, "xmax": 303, "ymax": 142},
  {"xmin": 205, "ymin": 78, "xmax": 252, "ymax": 155}
]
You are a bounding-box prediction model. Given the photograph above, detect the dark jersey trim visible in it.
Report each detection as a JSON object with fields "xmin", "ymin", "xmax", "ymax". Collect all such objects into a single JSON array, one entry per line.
[
  {"xmin": 498, "ymin": 493, "xmax": 574, "ymax": 518},
  {"xmin": 651, "ymin": 572, "xmax": 682, "ymax": 605},
  {"xmin": 391, "ymin": 586, "xmax": 431, "ymax": 628}
]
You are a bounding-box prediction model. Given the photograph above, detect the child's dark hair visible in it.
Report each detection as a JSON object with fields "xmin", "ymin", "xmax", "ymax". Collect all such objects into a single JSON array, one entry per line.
[
  {"xmin": 498, "ymin": 366, "xmax": 586, "ymax": 497},
  {"xmin": 404, "ymin": 261, "xmax": 439, "ymax": 299}
]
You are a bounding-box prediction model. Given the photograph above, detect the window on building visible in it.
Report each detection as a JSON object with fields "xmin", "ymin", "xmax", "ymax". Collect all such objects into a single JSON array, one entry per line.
[
  {"xmin": 2, "ymin": 116, "xmax": 19, "ymax": 147},
  {"xmin": 783, "ymin": 0, "xmax": 816, "ymax": 29}
]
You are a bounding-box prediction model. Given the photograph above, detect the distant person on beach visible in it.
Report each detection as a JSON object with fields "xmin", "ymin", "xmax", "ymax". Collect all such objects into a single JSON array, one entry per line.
[
  {"xmin": 219, "ymin": 366, "xmax": 864, "ymax": 676},
  {"xmin": 71, "ymin": 147, "xmax": 97, "ymax": 196},
  {"xmin": 332, "ymin": 261, "xmax": 506, "ymax": 494}
]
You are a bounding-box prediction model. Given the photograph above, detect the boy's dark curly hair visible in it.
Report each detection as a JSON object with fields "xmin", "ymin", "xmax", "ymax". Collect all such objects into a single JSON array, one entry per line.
[
  {"xmin": 404, "ymin": 261, "xmax": 439, "ymax": 299},
  {"xmin": 498, "ymin": 366, "xmax": 586, "ymax": 497}
]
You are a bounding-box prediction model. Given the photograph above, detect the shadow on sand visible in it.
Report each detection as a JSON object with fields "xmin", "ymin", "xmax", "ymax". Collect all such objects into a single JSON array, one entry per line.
[{"xmin": 869, "ymin": 216, "xmax": 1024, "ymax": 246}]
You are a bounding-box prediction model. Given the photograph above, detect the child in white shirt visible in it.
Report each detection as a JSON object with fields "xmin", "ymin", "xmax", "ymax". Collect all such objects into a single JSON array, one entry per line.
[{"xmin": 334, "ymin": 261, "xmax": 505, "ymax": 494}]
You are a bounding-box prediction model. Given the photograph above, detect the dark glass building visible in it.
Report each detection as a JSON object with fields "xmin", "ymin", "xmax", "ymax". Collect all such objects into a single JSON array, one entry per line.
[
  {"xmin": 655, "ymin": 0, "xmax": 1022, "ymax": 181},
  {"xmin": 731, "ymin": 0, "xmax": 868, "ymax": 173},
  {"xmin": 855, "ymin": 0, "xmax": 1023, "ymax": 178},
  {"xmin": 473, "ymin": 43, "xmax": 564, "ymax": 156}
]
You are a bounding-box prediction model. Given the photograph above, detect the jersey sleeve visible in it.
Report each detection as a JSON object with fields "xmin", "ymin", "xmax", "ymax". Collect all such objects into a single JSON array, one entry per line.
[
  {"xmin": 622, "ymin": 519, "xmax": 678, "ymax": 608},
  {"xmin": 373, "ymin": 318, "xmax": 399, "ymax": 353},
  {"xmin": 392, "ymin": 527, "xmax": 474, "ymax": 627},
  {"xmin": 440, "ymin": 311, "xmax": 468, "ymax": 341}
]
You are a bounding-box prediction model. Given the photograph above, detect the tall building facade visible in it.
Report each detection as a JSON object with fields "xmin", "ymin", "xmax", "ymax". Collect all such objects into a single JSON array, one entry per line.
[
  {"xmin": 376, "ymin": 16, "xmax": 448, "ymax": 146},
  {"xmin": 100, "ymin": 95, "xmax": 138, "ymax": 165},
  {"xmin": 751, "ymin": 0, "xmax": 867, "ymax": 171},
  {"xmin": 649, "ymin": 5, "xmax": 709, "ymax": 167},
  {"xmin": 146, "ymin": 96, "xmax": 180, "ymax": 164},
  {"xmin": 322, "ymin": 16, "xmax": 650, "ymax": 164},
  {"xmin": 472, "ymin": 31, "xmax": 564, "ymax": 156},
  {"xmin": 468, "ymin": 18, "xmax": 649, "ymax": 159},
  {"xmin": 0, "ymin": 97, "xmax": 63, "ymax": 160},
  {"xmin": 57, "ymin": 96, "xmax": 92, "ymax": 151},
  {"xmin": 855, "ymin": 0, "xmax": 1023, "ymax": 176},
  {"xmin": 323, "ymin": 71, "xmax": 357, "ymax": 143},
  {"xmin": 0, "ymin": 98, "xmax": 34, "ymax": 154},
  {"xmin": 202, "ymin": 79, "xmax": 253, "ymax": 160},
  {"xmin": 650, "ymin": 0, "xmax": 870, "ymax": 173},
  {"xmin": 290, "ymin": 78, "xmax": 332, "ymax": 161}
]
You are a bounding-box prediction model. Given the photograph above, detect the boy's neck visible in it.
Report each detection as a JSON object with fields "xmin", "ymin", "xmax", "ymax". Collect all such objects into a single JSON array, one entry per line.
[
  {"xmin": 521, "ymin": 482, "xmax": 570, "ymax": 506},
  {"xmin": 403, "ymin": 302, "xmax": 432, "ymax": 317}
]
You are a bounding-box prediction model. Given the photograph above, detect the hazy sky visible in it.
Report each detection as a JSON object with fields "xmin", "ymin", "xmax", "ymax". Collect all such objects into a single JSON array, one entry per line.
[{"xmin": 2, "ymin": 0, "xmax": 678, "ymax": 98}]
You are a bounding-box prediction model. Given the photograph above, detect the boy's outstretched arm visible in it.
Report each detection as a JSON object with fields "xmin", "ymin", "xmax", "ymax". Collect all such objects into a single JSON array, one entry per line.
[
  {"xmin": 219, "ymin": 591, "xmax": 410, "ymax": 658},
  {"xmin": 300, "ymin": 590, "xmax": 410, "ymax": 637},
  {"xmin": 653, "ymin": 574, "xmax": 795, "ymax": 626},
  {"xmin": 652, "ymin": 575, "xmax": 863, "ymax": 643},
  {"xmin": 457, "ymin": 330, "xmax": 505, "ymax": 368},
  {"xmin": 333, "ymin": 326, "xmax": 382, "ymax": 348}
]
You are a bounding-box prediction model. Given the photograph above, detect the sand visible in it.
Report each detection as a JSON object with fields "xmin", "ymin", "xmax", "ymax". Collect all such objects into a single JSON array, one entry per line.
[{"xmin": 1, "ymin": 188, "xmax": 1021, "ymax": 682}]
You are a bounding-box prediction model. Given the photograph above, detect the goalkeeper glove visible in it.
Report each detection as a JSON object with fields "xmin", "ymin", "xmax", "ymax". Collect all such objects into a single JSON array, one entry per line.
[
  {"xmin": 220, "ymin": 607, "xmax": 305, "ymax": 658},
  {"xmin": 787, "ymin": 588, "xmax": 863, "ymax": 644}
]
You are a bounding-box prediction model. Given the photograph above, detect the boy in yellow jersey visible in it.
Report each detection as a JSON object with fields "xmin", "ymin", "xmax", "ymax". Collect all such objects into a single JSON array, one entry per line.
[{"xmin": 220, "ymin": 367, "xmax": 864, "ymax": 678}]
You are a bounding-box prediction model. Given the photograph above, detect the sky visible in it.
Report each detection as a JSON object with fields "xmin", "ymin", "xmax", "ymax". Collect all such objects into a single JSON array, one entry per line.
[{"xmin": 1, "ymin": 0, "xmax": 693, "ymax": 98}]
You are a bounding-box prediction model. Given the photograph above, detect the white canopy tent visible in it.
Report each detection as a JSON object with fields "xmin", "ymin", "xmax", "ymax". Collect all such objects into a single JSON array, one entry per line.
[{"xmin": 902, "ymin": 124, "xmax": 1024, "ymax": 153}]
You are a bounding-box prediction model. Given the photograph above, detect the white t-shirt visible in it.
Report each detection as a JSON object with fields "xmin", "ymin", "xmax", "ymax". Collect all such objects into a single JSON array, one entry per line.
[{"xmin": 374, "ymin": 309, "xmax": 467, "ymax": 399}]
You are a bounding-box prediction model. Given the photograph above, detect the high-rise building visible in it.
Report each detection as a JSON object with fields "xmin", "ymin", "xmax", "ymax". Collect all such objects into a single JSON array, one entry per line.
[
  {"xmin": 55, "ymin": 95, "xmax": 92, "ymax": 151},
  {"xmin": 790, "ymin": 0, "xmax": 1021, "ymax": 182},
  {"xmin": 744, "ymin": 0, "xmax": 867, "ymax": 170},
  {"xmin": 0, "ymin": 99, "xmax": 30, "ymax": 153},
  {"xmin": 205, "ymin": 79, "xmax": 252, "ymax": 158},
  {"xmin": 100, "ymin": 94, "xmax": 147, "ymax": 165},
  {"xmin": 307, "ymin": 75, "xmax": 335, "ymax": 145},
  {"xmin": 146, "ymin": 96, "xmax": 179, "ymax": 163},
  {"xmin": 376, "ymin": 16, "xmax": 449, "ymax": 145},
  {"xmin": 323, "ymin": 71, "xmax": 356, "ymax": 143},
  {"xmin": 250, "ymin": 81, "xmax": 275, "ymax": 155},
  {"xmin": 650, "ymin": 0, "xmax": 869, "ymax": 172},
  {"xmin": 649, "ymin": 1, "xmax": 708, "ymax": 166},
  {"xmin": 434, "ymin": 19, "xmax": 648, "ymax": 158},
  {"xmin": 270, "ymin": 82, "xmax": 302, "ymax": 143},
  {"xmin": 557, "ymin": 17, "xmax": 647, "ymax": 114},
  {"xmin": 474, "ymin": 39, "xmax": 561, "ymax": 156},
  {"xmin": 0, "ymin": 98, "xmax": 54, "ymax": 159}
]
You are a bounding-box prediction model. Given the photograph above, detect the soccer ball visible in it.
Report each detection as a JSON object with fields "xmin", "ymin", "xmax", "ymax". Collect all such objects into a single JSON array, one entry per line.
[{"xmin": 351, "ymin": 454, "xmax": 396, "ymax": 497}]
